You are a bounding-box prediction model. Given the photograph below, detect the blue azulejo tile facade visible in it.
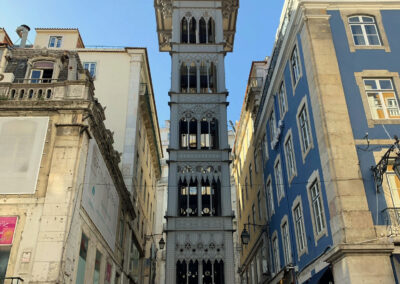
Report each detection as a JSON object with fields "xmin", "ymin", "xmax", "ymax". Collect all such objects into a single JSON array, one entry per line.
[
  {"xmin": 261, "ymin": 35, "xmax": 333, "ymax": 275},
  {"xmin": 254, "ymin": 2, "xmax": 400, "ymax": 283},
  {"xmin": 328, "ymin": 9, "xmax": 400, "ymax": 227}
]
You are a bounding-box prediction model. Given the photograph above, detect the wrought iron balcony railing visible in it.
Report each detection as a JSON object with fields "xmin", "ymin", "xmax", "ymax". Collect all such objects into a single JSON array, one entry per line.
[{"xmin": 382, "ymin": 207, "xmax": 400, "ymax": 227}]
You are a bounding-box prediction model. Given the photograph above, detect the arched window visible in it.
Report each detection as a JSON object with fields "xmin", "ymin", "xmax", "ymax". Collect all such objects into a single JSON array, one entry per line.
[
  {"xmin": 176, "ymin": 260, "xmax": 187, "ymax": 284},
  {"xmin": 208, "ymin": 18, "xmax": 215, "ymax": 43},
  {"xmin": 202, "ymin": 260, "xmax": 224, "ymax": 283},
  {"xmin": 201, "ymin": 118, "xmax": 218, "ymax": 149},
  {"xmin": 179, "ymin": 179, "xmax": 221, "ymax": 217},
  {"xmin": 177, "ymin": 260, "xmax": 198, "ymax": 284},
  {"xmin": 210, "ymin": 118, "xmax": 218, "ymax": 149},
  {"xmin": 189, "ymin": 63, "xmax": 197, "ymax": 93},
  {"xmin": 208, "ymin": 62, "xmax": 216, "ymax": 92},
  {"xmin": 348, "ymin": 15, "xmax": 381, "ymax": 46},
  {"xmin": 180, "ymin": 63, "xmax": 188, "ymax": 93},
  {"xmin": 200, "ymin": 62, "xmax": 208, "ymax": 93},
  {"xmin": 189, "ymin": 18, "xmax": 196, "ymax": 44},
  {"xmin": 180, "ymin": 118, "xmax": 197, "ymax": 149},
  {"xmin": 181, "ymin": 18, "xmax": 188, "ymax": 43},
  {"xmin": 214, "ymin": 260, "xmax": 225, "ymax": 283},
  {"xmin": 199, "ymin": 18, "xmax": 207, "ymax": 44}
]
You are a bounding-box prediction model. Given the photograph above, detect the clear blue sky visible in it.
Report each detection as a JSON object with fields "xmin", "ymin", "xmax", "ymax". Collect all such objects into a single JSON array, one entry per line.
[{"xmin": 1, "ymin": 0, "xmax": 285, "ymax": 128}]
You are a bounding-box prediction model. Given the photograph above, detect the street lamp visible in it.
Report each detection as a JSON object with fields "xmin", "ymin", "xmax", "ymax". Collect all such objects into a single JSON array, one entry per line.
[
  {"xmin": 371, "ymin": 136, "xmax": 400, "ymax": 191},
  {"xmin": 159, "ymin": 237, "xmax": 166, "ymax": 250},
  {"xmin": 241, "ymin": 227, "xmax": 250, "ymax": 245},
  {"xmin": 240, "ymin": 223, "xmax": 266, "ymax": 245},
  {"xmin": 145, "ymin": 234, "xmax": 166, "ymax": 250}
]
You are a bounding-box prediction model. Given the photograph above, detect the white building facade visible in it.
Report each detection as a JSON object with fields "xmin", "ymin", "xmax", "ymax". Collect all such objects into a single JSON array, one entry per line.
[{"xmin": 154, "ymin": 0, "xmax": 239, "ymax": 283}]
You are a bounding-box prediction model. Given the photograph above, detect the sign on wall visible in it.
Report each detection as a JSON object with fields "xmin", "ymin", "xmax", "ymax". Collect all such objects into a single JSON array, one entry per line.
[
  {"xmin": 82, "ymin": 140, "xmax": 120, "ymax": 251},
  {"xmin": 0, "ymin": 217, "xmax": 18, "ymax": 245},
  {"xmin": 0, "ymin": 117, "xmax": 49, "ymax": 194}
]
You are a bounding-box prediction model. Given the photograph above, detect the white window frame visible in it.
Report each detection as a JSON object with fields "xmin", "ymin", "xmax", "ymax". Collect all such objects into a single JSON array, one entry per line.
[
  {"xmin": 290, "ymin": 46, "xmax": 301, "ymax": 87},
  {"xmin": 265, "ymin": 176, "xmax": 275, "ymax": 219},
  {"xmin": 281, "ymin": 217, "xmax": 292, "ymax": 265},
  {"xmin": 310, "ymin": 180, "xmax": 325, "ymax": 235},
  {"xmin": 292, "ymin": 197, "xmax": 307, "ymax": 258},
  {"xmin": 348, "ymin": 15, "xmax": 381, "ymax": 46},
  {"xmin": 297, "ymin": 99, "xmax": 313, "ymax": 160},
  {"xmin": 274, "ymin": 156, "xmax": 285, "ymax": 203},
  {"xmin": 272, "ymin": 231, "xmax": 280, "ymax": 274},
  {"xmin": 263, "ymin": 132, "xmax": 269, "ymax": 162},
  {"xmin": 83, "ymin": 62, "xmax": 97, "ymax": 78},
  {"xmin": 269, "ymin": 110, "xmax": 277, "ymax": 146},
  {"xmin": 278, "ymin": 81, "xmax": 287, "ymax": 118},
  {"xmin": 363, "ymin": 78, "xmax": 400, "ymax": 119},
  {"xmin": 284, "ymin": 131, "xmax": 297, "ymax": 183},
  {"xmin": 48, "ymin": 36, "xmax": 62, "ymax": 48}
]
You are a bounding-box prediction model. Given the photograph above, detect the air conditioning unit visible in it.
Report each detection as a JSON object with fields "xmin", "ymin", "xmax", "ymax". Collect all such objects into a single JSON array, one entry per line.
[{"xmin": 0, "ymin": 73, "xmax": 15, "ymax": 83}]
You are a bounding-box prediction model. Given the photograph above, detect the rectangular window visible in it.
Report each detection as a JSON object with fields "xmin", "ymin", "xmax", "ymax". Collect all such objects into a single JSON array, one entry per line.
[
  {"xmin": 48, "ymin": 36, "xmax": 62, "ymax": 48},
  {"xmin": 274, "ymin": 159, "xmax": 284, "ymax": 201},
  {"xmin": 364, "ymin": 79, "xmax": 400, "ymax": 119},
  {"xmin": 310, "ymin": 180, "xmax": 326, "ymax": 235},
  {"xmin": 83, "ymin": 62, "xmax": 97, "ymax": 78},
  {"xmin": 245, "ymin": 177, "xmax": 249, "ymax": 200},
  {"xmin": 294, "ymin": 204, "xmax": 306, "ymax": 252},
  {"xmin": 266, "ymin": 180, "xmax": 275, "ymax": 218},
  {"xmin": 254, "ymin": 150, "xmax": 258, "ymax": 173},
  {"xmin": 257, "ymin": 191, "xmax": 262, "ymax": 220},
  {"xmin": 298, "ymin": 105, "xmax": 312, "ymax": 153},
  {"xmin": 252, "ymin": 204, "xmax": 256, "ymax": 231},
  {"xmin": 76, "ymin": 233, "xmax": 89, "ymax": 284},
  {"xmin": 278, "ymin": 82, "xmax": 287, "ymax": 117},
  {"xmin": 249, "ymin": 164, "xmax": 253, "ymax": 187},
  {"xmin": 272, "ymin": 235, "xmax": 280, "ymax": 273},
  {"xmin": 284, "ymin": 135, "xmax": 296, "ymax": 180},
  {"xmin": 30, "ymin": 69, "xmax": 42, "ymax": 83},
  {"xmin": 93, "ymin": 250, "xmax": 102, "ymax": 284},
  {"xmin": 263, "ymin": 133, "xmax": 269, "ymax": 161},
  {"xmin": 349, "ymin": 16, "xmax": 381, "ymax": 46},
  {"xmin": 281, "ymin": 221, "xmax": 291, "ymax": 265},
  {"xmin": 269, "ymin": 111, "xmax": 277, "ymax": 143},
  {"xmin": 291, "ymin": 46, "xmax": 301, "ymax": 85},
  {"xmin": 119, "ymin": 217, "xmax": 124, "ymax": 247}
]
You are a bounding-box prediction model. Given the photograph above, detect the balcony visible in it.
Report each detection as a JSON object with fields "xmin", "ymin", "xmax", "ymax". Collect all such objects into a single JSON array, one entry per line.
[
  {"xmin": 0, "ymin": 277, "xmax": 24, "ymax": 284},
  {"xmin": 382, "ymin": 207, "xmax": 400, "ymax": 236},
  {"xmin": 0, "ymin": 78, "xmax": 94, "ymax": 102}
]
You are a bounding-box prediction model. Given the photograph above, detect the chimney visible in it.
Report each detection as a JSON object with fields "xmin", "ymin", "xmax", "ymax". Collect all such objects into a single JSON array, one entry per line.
[{"xmin": 16, "ymin": 25, "xmax": 30, "ymax": 48}]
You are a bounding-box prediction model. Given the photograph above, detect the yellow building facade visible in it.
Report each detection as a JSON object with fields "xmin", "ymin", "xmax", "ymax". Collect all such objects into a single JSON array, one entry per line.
[{"xmin": 233, "ymin": 61, "xmax": 270, "ymax": 282}]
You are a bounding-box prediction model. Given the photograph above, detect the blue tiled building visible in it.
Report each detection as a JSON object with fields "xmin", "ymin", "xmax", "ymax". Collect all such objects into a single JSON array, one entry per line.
[{"xmin": 249, "ymin": 0, "xmax": 400, "ymax": 283}]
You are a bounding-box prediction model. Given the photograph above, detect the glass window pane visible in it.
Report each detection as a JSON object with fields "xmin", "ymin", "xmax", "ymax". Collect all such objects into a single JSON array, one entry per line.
[
  {"xmin": 349, "ymin": 16, "xmax": 360, "ymax": 23},
  {"xmin": 362, "ymin": 16, "xmax": 374, "ymax": 23},
  {"xmin": 367, "ymin": 35, "xmax": 381, "ymax": 46},
  {"xmin": 379, "ymin": 80, "xmax": 393, "ymax": 90},
  {"xmin": 367, "ymin": 93, "xmax": 384, "ymax": 119},
  {"xmin": 364, "ymin": 80, "xmax": 377, "ymax": 90},
  {"xmin": 350, "ymin": 25, "xmax": 363, "ymax": 35},
  {"xmin": 353, "ymin": 35, "xmax": 366, "ymax": 46},
  {"xmin": 364, "ymin": 24, "xmax": 378, "ymax": 35}
]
